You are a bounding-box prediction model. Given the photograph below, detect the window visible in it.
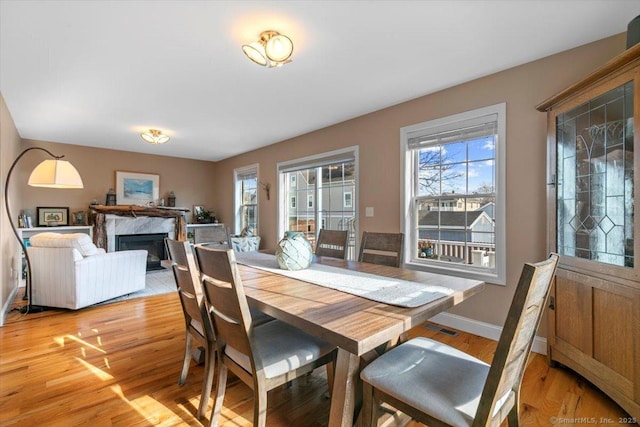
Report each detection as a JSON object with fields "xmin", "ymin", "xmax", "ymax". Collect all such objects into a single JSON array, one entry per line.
[
  {"xmin": 278, "ymin": 146, "xmax": 359, "ymax": 259},
  {"xmin": 344, "ymin": 191, "xmax": 353, "ymax": 208},
  {"xmin": 401, "ymin": 103, "xmax": 506, "ymax": 284},
  {"xmin": 234, "ymin": 164, "xmax": 258, "ymax": 234}
]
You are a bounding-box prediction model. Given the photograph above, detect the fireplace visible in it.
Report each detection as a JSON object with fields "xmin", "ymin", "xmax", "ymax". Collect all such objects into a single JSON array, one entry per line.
[{"xmin": 116, "ymin": 233, "xmax": 168, "ymax": 271}]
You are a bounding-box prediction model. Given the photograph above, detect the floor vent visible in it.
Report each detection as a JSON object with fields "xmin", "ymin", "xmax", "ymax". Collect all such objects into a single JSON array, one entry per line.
[{"xmin": 424, "ymin": 322, "xmax": 459, "ymax": 337}]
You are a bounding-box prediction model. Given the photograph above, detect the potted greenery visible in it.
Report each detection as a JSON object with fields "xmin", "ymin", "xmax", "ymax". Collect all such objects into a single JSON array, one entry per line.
[
  {"xmin": 196, "ymin": 208, "xmax": 213, "ymax": 224},
  {"xmin": 418, "ymin": 240, "xmax": 433, "ymax": 258}
]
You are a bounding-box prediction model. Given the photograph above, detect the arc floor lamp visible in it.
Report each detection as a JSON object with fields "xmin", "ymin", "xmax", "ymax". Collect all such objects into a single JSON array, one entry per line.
[{"xmin": 4, "ymin": 147, "xmax": 84, "ymax": 313}]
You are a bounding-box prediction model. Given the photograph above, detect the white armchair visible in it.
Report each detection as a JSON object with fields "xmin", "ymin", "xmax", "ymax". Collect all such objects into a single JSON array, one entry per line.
[{"xmin": 27, "ymin": 232, "xmax": 148, "ymax": 309}]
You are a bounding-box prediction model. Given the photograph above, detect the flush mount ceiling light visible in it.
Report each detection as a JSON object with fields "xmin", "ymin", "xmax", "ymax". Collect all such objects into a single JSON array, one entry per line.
[
  {"xmin": 140, "ymin": 129, "xmax": 169, "ymax": 144},
  {"xmin": 242, "ymin": 30, "xmax": 293, "ymax": 68}
]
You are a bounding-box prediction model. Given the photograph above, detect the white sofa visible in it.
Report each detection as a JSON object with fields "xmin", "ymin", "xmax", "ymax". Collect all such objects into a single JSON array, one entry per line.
[{"xmin": 27, "ymin": 232, "xmax": 148, "ymax": 309}]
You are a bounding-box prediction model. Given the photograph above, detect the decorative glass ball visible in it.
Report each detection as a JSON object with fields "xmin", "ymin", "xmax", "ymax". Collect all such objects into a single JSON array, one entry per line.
[{"xmin": 275, "ymin": 231, "xmax": 312, "ymax": 270}]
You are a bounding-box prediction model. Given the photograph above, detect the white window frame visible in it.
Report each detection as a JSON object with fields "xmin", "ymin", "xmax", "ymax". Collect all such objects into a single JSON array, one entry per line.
[
  {"xmin": 400, "ymin": 103, "xmax": 506, "ymax": 285},
  {"xmin": 277, "ymin": 146, "xmax": 359, "ymax": 250},
  {"xmin": 344, "ymin": 191, "xmax": 353, "ymax": 208},
  {"xmin": 233, "ymin": 163, "xmax": 259, "ymax": 235}
]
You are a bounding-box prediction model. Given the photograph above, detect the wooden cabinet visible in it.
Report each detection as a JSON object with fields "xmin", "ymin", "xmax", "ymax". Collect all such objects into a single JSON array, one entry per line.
[
  {"xmin": 537, "ymin": 43, "xmax": 640, "ymax": 419},
  {"xmin": 549, "ymin": 269, "xmax": 640, "ymax": 418}
]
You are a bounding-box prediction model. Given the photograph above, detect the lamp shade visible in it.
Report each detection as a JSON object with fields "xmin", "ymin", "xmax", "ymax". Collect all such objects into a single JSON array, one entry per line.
[{"xmin": 27, "ymin": 159, "xmax": 84, "ymax": 188}]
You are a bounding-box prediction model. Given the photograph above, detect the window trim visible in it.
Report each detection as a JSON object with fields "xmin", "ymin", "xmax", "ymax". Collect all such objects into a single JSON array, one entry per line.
[
  {"xmin": 400, "ymin": 103, "xmax": 506, "ymax": 285},
  {"xmin": 277, "ymin": 146, "xmax": 359, "ymax": 249},
  {"xmin": 344, "ymin": 191, "xmax": 353, "ymax": 208},
  {"xmin": 233, "ymin": 163, "xmax": 259, "ymax": 235}
]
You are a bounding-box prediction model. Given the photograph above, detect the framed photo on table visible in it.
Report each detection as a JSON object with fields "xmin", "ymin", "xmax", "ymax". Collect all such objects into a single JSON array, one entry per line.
[
  {"xmin": 116, "ymin": 171, "xmax": 159, "ymax": 205},
  {"xmin": 72, "ymin": 211, "xmax": 87, "ymax": 226},
  {"xmin": 37, "ymin": 207, "xmax": 69, "ymax": 226}
]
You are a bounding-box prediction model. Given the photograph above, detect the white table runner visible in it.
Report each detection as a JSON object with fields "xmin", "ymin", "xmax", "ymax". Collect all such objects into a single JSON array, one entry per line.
[{"xmin": 235, "ymin": 252, "xmax": 453, "ymax": 308}]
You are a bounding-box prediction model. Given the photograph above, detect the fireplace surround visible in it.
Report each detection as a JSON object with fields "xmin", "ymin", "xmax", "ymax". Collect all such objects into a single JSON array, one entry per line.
[
  {"xmin": 104, "ymin": 214, "xmax": 175, "ymax": 252},
  {"xmin": 89, "ymin": 205, "xmax": 189, "ymax": 252}
]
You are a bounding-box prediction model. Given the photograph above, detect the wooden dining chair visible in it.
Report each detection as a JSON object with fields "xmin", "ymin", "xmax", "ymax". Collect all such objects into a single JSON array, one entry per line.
[
  {"xmin": 165, "ymin": 239, "xmax": 216, "ymax": 420},
  {"xmin": 194, "ymin": 246, "xmax": 337, "ymax": 427},
  {"xmin": 358, "ymin": 231, "xmax": 404, "ymax": 267},
  {"xmin": 315, "ymin": 229, "xmax": 349, "ymax": 259},
  {"xmin": 194, "ymin": 225, "xmax": 232, "ymax": 248},
  {"xmin": 360, "ymin": 253, "xmax": 559, "ymax": 427}
]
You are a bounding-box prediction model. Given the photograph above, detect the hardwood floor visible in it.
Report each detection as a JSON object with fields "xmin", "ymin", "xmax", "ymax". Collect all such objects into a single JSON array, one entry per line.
[{"xmin": 1, "ymin": 292, "xmax": 630, "ymax": 426}]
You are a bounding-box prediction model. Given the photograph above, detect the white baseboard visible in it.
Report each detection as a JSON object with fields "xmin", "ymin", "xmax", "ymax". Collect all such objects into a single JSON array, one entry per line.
[
  {"xmin": 1, "ymin": 285, "xmax": 20, "ymax": 327},
  {"xmin": 428, "ymin": 312, "xmax": 547, "ymax": 355}
]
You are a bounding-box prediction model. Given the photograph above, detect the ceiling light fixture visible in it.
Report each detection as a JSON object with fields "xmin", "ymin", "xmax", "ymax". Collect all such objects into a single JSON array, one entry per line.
[
  {"xmin": 140, "ymin": 129, "xmax": 170, "ymax": 144},
  {"xmin": 242, "ymin": 30, "xmax": 293, "ymax": 68}
]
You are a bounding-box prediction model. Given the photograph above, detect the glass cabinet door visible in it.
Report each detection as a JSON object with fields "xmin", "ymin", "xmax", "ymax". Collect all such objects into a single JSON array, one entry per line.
[{"xmin": 556, "ymin": 80, "xmax": 634, "ymax": 268}]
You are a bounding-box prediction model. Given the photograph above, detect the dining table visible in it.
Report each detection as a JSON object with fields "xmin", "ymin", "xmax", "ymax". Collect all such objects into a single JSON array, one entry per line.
[{"xmin": 235, "ymin": 253, "xmax": 486, "ymax": 427}]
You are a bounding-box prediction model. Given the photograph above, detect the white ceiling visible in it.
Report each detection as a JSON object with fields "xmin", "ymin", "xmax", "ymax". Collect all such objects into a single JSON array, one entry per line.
[{"xmin": 1, "ymin": 1, "xmax": 639, "ymax": 162}]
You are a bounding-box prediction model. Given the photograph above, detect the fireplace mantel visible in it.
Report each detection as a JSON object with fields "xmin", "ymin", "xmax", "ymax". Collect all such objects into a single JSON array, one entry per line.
[
  {"xmin": 89, "ymin": 205, "xmax": 189, "ymax": 249},
  {"xmin": 90, "ymin": 204, "xmax": 189, "ymax": 217}
]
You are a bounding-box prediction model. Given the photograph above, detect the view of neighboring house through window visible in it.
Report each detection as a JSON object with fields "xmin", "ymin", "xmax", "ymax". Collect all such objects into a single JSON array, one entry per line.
[
  {"xmin": 278, "ymin": 147, "xmax": 358, "ymax": 259},
  {"xmin": 234, "ymin": 165, "xmax": 258, "ymax": 234},
  {"xmin": 344, "ymin": 191, "xmax": 353, "ymax": 208},
  {"xmin": 402, "ymin": 103, "xmax": 506, "ymax": 284}
]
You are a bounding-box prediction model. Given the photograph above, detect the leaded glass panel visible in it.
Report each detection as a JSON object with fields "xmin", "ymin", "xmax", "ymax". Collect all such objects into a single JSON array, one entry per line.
[{"xmin": 556, "ymin": 81, "xmax": 634, "ymax": 267}]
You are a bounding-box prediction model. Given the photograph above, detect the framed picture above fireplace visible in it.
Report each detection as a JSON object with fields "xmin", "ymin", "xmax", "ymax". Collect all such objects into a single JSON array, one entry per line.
[{"xmin": 116, "ymin": 171, "xmax": 159, "ymax": 206}]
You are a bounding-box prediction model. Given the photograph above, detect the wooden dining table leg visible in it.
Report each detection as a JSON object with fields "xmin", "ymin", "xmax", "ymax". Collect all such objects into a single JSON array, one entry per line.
[{"xmin": 328, "ymin": 348, "xmax": 360, "ymax": 427}]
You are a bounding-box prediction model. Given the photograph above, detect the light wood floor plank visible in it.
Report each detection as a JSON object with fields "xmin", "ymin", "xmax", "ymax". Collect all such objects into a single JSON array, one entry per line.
[{"xmin": 1, "ymin": 292, "xmax": 630, "ymax": 426}]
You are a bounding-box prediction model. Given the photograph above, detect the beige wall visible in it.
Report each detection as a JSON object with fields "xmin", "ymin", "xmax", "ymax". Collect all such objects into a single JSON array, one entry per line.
[
  {"xmin": 213, "ymin": 34, "xmax": 627, "ymax": 330},
  {"xmin": 1, "ymin": 92, "xmax": 23, "ymax": 325},
  {"xmin": 17, "ymin": 140, "xmax": 218, "ymax": 224}
]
